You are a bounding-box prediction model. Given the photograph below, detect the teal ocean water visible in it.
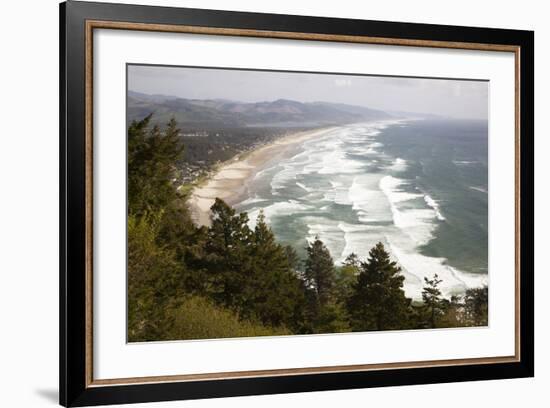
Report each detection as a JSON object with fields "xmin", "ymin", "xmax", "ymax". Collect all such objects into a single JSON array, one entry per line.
[{"xmin": 234, "ymin": 120, "xmax": 488, "ymax": 299}]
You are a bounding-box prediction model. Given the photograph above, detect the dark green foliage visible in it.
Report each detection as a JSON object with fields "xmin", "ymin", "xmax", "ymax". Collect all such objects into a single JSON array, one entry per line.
[
  {"xmin": 463, "ymin": 286, "xmax": 489, "ymax": 326},
  {"xmin": 128, "ymin": 115, "xmax": 184, "ymax": 216},
  {"xmin": 421, "ymin": 274, "xmax": 445, "ymax": 328},
  {"xmin": 156, "ymin": 201, "xmax": 211, "ymax": 295},
  {"xmin": 284, "ymin": 245, "xmax": 301, "ymax": 271},
  {"xmin": 431, "ymin": 287, "xmax": 488, "ymax": 328},
  {"xmin": 346, "ymin": 242, "xmax": 413, "ymax": 331},
  {"xmin": 438, "ymin": 295, "xmax": 464, "ymax": 328},
  {"xmin": 335, "ymin": 253, "xmax": 361, "ymax": 300},
  {"xmin": 203, "ymin": 205, "xmax": 306, "ymax": 329},
  {"xmin": 126, "ymin": 115, "xmax": 304, "ymax": 340},
  {"xmin": 127, "ymin": 213, "xmax": 185, "ymax": 341},
  {"xmin": 302, "ymin": 238, "xmax": 348, "ymax": 333},
  {"xmin": 248, "ymin": 212, "xmax": 307, "ymax": 330},
  {"xmin": 127, "ymin": 115, "xmax": 188, "ymax": 342},
  {"xmin": 203, "ymin": 198, "xmax": 254, "ymax": 309},
  {"xmin": 304, "ymin": 238, "xmax": 337, "ymax": 306}
]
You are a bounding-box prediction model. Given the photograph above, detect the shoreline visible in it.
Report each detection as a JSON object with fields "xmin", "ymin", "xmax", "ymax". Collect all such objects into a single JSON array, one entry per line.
[{"xmin": 187, "ymin": 126, "xmax": 336, "ymax": 226}]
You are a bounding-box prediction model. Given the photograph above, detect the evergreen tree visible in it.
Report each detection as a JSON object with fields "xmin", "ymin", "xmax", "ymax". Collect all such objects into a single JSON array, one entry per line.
[
  {"xmin": 303, "ymin": 238, "xmax": 349, "ymax": 333},
  {"xmin": 335, "ymin": 252, "xmax": 360, "ymax": 300},
  {"xmin": 421, "ymin": 273, "xmax": 445, "ymax": 328},
  {"xmin": 284, "ymin": 245, "xmax": 300, "ymax": 272},
  {"xmin": 344, "ymin": 253, "xmax": 360, "ymax": 268},
  {"xmin": 439, "ymin": 295, "xmax": 463, "ymax": 328},
  {"xmin": 248, "ymin": 211, "xmax": 306, "ymax": 329},
  {"xmin": 127, "ymin": 213, "xmax": 185, "ymax": 341},
  {"xmin": 157, "ymin": 200, "xmax": 210, "ymax": 294},
  {"xmin": 347, "ymin": 242, "xmax": 412, "ymax": 331},
  {"xmin": 304, "ymin": 237, "xmax": 337, "ymax": 306},
  {"xmin": 127, "ymin": 115, "xmax": 188, "ymax": 341},
  {"xmin": 205, "ymin": 198, "xmax": 253, "ymax": 309},
  {"xmin": 128, "ymin": 115, "xmax": 184, "ymax": 216},
  {"xmin": 463, "ymin": 286, "xmax": 488, "ymax": 326}
]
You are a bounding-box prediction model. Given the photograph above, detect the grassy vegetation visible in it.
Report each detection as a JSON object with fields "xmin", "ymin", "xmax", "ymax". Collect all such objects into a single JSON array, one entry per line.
[{"xmin": 164, "ymin": 296, "xmax": 290, "ymax": 341}]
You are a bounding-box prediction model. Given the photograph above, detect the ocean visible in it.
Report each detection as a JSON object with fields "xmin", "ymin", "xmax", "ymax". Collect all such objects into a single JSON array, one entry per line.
[{"xmin": 234, "ymin": 119, "xmax": 488, "ymax": 299}]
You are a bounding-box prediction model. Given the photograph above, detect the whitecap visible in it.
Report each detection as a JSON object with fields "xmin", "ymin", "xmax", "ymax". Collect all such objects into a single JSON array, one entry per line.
[
  {"xmin": 304, "ymin": 217, "xmax": 346, "ymax": 259},
  {"xmin": 379, "ymin": 175, "xmax": 422, "ymax": 203},
  {"xmin": 296, "ymin": 182, "xmax": 313, "ymax": 192},
  {"xmin": 388, "ymin": 157, "xmax": 408, "ymax": 172},
  {"xmin": 238, "ymin": 196, "xmax": 269, "ymax": 206},
  {"xmin": 469, "ymin": 186, "xmax": 488, "ymax": 194},
  {"xmin": 348, "ymin": 175, "xmax": 393, "ymax": 223},
  {"xmin": 247, "ymin": 200, "xmax": 312, "ymax": 228},
  {"xmin": 379, "ymin": 176, "xmax": 437, "ymax": 245},
  {"xmin": 270, "ymin": 164, "xmax": 298, "ymax": 192},
  {"xmin": 424, "ymin": 195, "xmax": 446, "ymax": 221},
  {"xmin": 387, "ymin": 239, "xmax": 488, "ymax": 300}
]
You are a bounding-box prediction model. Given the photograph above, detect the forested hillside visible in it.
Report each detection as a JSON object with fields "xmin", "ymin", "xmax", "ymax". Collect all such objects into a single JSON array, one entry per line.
[{"xmin": 128, "ymin": 91, "xmax": 392, "ymax": 128}]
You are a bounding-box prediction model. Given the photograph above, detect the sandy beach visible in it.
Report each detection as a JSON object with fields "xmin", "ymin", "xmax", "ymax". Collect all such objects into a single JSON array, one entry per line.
[{"xmin": 187, "ymin": 127, "xmax": 335, "ymax": 226}]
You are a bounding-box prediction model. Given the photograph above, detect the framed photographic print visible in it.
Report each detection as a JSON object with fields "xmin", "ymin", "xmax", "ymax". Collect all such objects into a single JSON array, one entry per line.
[{"xmin": 59, "ymin": 1, "xmax": 534, "ymax": 406}]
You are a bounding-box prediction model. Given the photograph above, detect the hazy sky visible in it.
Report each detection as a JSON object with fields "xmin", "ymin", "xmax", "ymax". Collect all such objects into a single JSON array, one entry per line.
[{"xmin": 128, "ymin": 64, "xmax": 488, "ymax": 120}]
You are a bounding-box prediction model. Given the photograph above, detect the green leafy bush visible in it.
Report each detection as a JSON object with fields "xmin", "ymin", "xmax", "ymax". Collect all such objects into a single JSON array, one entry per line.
[{"xmin": 164, "ymin": 296, "xmax": 290, "ymax": 340}]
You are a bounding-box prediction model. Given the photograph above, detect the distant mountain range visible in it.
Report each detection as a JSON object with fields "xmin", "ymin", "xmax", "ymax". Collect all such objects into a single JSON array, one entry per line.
[{"xmin": 128, "ymin": 91, "xmax": 393, "ymax": 128}]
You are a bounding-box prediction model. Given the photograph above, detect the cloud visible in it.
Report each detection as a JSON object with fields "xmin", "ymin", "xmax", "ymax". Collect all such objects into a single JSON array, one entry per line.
[{"xmin": 127, "ymin": 64, "xmax": 488, "ymax": 120}]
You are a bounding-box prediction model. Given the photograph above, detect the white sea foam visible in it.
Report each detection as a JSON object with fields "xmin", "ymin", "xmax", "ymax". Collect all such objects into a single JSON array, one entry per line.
[
  {"xmin": 469, "ymin": 186, "xmax": 488, "ymax": 193},
  {"xmin": 318, "ymin": 150, "xmax": 364, "ymax": 175},
  {"xmin": 357, "ymin": 211, "xmax": 377, "ymax": 223},
  {"xmin": 322, "ymin": 179, "xmax": 353, "ymax": 205},
  {"xmin": 337, "ymin": 222, "xmax": 383, "ymax": 263},
  {"xmin": 349, "ymin": 142, "xmax": 384, "ymax": 156},
  {"xmin": 247, "ymin": 200, "xmax": 312, "ymax": 228},
  {"xmin": 388, "ymin": 157, "xmax": 408, "ymax": 172},
  {"xmin": 238, "ymin": 196, "xmax": 269, "ymax": 206},
  {"xmin": 387, "ymin": 239, "xmax": 487, "ymax": 300},
  {"xmin": 305, "ymin": 217, "xmax": 346, "ymax": 259},
  {"xmin": 379, "ymin": 176, "xmax": 422, "ymax": 203},
  {"xmin": 348, "ymin": 177, "xmax": 373, "ymax": 211},
  {"xmin": 348, "ymin": 175, "xmax": 393, "ymax": 224},
  {"xmin": 380, "ymin": 176, "xmax": 437, "ymax": 245},
  {"xmin": 424, "ymin": 195, "xmax": 446, "ymax": 221},
  {"xmin": 253, "ymin": 163, "xmax": 278, "ymax": 180},
  {"xmin": 295, "ymin": 182, "xmax": 313, "ymax": 192},
  {"xmin": 270, "ymin": 165, "xmax": 298, "ymax": 192}
]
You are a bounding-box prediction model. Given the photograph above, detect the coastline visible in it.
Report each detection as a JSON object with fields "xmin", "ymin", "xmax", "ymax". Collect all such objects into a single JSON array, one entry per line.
[{"xmin": 187, "ymin": 127, "xmax": 336, "ymax": 226}]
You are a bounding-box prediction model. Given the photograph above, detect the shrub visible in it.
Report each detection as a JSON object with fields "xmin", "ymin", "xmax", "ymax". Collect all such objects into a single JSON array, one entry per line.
[{"xmin": 164, "ymin": 296, "xmax": 290, "ymax": 340}]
